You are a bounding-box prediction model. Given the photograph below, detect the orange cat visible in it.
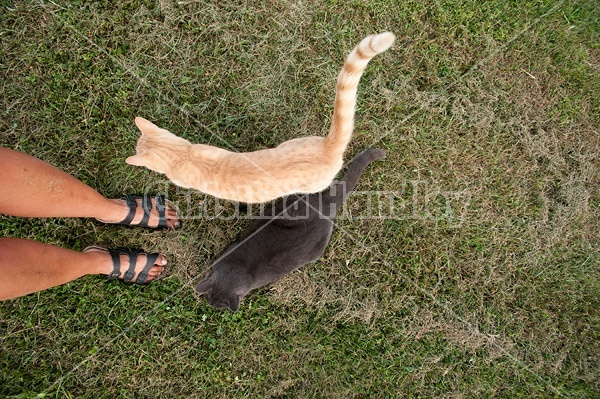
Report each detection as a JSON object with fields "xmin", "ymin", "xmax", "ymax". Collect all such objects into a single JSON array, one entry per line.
[{"xmin": 126, "ymin": 32, "xmax": 395, "ymax": 203}]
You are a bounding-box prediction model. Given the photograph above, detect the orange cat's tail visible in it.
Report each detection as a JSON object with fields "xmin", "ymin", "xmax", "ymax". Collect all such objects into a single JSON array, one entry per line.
[{"xmin": 324, "ymin": 32, "xmax": 395, "ymax": 157}]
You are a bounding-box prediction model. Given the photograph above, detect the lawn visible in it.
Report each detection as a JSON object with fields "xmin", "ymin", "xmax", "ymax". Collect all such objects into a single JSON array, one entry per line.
[{"xmin": 1, "ymin": 0, "xmax": 598, "ymax": 397}]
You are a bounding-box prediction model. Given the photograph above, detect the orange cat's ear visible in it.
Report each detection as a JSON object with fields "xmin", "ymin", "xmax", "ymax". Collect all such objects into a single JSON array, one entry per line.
[
  {"xmin": 125, "ymin": 154, "xmax": 150, "ymax": 167},
  {"xmin": 134, "ymin": 117, "xmax": 161, "ymax": 136}
]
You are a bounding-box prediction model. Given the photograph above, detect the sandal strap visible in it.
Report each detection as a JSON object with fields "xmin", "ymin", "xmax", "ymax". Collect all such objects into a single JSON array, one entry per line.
[
  {"xmin": 120, "ymin": 195, "xmax": 138, "ymax": 225},
  {"xmin": 118, "ymin": 194, "xmax": 169, "ymax": 229},
  {"xmin": 140, "ymin": 195, "xmax": 152, "ymax": 227},
  {"xmin": 122, "ymin": 250, "xmax": 140, "ymax": 283},
  {"xmin": 155, "ymin": 195, "xmax": 168, "ymax": 229},
  {"xmin": 106, "ymin": 249, "xmax": 122, "ymax": 280},
  {"xmin": 135, "ymin": 252, "xmax": 160, "ymax": 284}
]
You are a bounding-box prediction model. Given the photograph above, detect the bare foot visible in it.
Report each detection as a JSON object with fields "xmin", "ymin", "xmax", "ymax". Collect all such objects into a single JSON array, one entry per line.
[
  {"xmin": 97, "ymin": 195, "xmax": 181, "ymax": 229},
  {"xmin": 84, "ymin": 247, "xmax": 168, "ymax": 283}
]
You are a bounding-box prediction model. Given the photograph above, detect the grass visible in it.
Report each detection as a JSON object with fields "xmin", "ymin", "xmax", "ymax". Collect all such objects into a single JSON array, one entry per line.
[{"xmin": 1, "ymin": 0, "xmax": 598, "ymax": 397}]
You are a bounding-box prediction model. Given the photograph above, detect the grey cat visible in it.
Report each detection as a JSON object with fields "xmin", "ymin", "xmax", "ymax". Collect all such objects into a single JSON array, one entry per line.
[{"xmin": 195, "ymin": 148, "xmax": 386, "ymax": 311}]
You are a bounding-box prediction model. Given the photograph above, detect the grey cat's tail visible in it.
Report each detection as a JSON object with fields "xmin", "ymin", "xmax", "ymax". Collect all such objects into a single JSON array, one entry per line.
[
  {"xmin": 328, "ymin": 148, "xmax": 386, "ymax": 206},
  {"xmin": 324, "ymin": 33, "xmax": 395, "ymax": 158}
]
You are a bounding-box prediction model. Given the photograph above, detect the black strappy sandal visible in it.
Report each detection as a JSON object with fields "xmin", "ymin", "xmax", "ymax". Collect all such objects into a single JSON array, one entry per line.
[
  {"xmin": 109, "ymin": 194, "xmax": 176, "ymax": 229},
  {"xmin": 84, "ymin": 246, "xmax": 167, "ymax": 284}
]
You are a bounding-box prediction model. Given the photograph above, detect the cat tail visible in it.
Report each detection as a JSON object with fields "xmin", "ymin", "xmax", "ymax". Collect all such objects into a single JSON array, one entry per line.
[
  {"xmin": 328, "ymin": 148, "xmax": 386, "ymax": 207},
  {"xmin": 324, "ymin": 32, "xmax": 395, "ymax": 158}
]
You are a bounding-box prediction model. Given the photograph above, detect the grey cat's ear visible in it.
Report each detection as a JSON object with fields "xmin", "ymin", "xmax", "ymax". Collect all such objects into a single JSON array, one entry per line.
[
  {"xmin": 134, "ymin": 117, "xmax": 161, "ymax": 136},
  {"xmin": 195, "ymin": 277, "xmax": 213, "ymax": 294},
  {"xmin": 225, "ymin": 294, "xmax": 241, "ymax": 312},
  {"xmin": 125, "ymin": 154, "xmax": 150, "ymax": 167}
]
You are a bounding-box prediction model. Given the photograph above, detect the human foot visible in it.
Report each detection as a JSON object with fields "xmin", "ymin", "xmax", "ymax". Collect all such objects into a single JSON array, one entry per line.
[
  {"xmin": 97, "ymin": 194, "xmax": 181, "ymax": 229},
  {"xmin": 84, "ymin": 246, "xmax": 168, "ymax": 283}
]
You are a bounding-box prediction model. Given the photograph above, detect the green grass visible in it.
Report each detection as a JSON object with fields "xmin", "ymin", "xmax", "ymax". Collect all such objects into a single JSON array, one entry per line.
[{"xmin": 1, "ymin": 0, "xmax": 598, "ymax": 397}]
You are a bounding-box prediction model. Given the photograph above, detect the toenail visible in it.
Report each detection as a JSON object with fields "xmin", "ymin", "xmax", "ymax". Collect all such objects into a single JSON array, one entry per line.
[{"xmin": 162, "ymin": 258, "xmax": 168, "ymax": 265}]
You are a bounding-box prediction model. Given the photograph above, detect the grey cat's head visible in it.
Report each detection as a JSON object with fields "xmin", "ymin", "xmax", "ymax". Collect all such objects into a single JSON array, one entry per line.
[{"xmin": 195, "ymin": 266, "xmax": 250, "ymax": 312}]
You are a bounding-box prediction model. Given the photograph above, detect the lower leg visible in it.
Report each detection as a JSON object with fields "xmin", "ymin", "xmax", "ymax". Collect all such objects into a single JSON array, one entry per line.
[
  {"xmin": 0, "ymin": 238, "xmax": 167, "ymax": 300},
  {"xmin": 0, "ymin": 147, "xmax": 121, "ymax": 219},
  {"xmin": 0, "ymin": 147, "xmax": 179, "ymax": 227}
]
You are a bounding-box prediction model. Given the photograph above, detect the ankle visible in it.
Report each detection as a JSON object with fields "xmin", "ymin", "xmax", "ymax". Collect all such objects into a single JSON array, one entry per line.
[
  {"xmin": 94, "ymin": 198, "xmax": 129, "ymax": 223},
  {"xmin": 82, "ymin": 248, "xmax": 113, "ymax": 275}
]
